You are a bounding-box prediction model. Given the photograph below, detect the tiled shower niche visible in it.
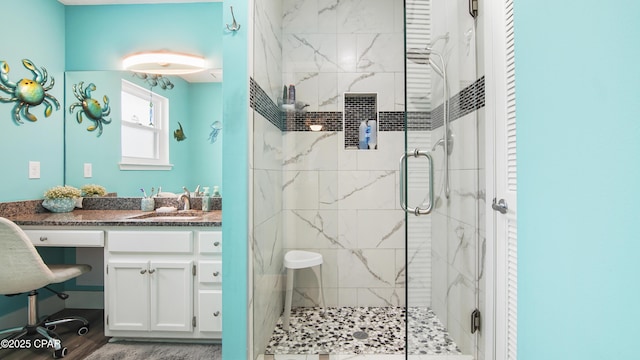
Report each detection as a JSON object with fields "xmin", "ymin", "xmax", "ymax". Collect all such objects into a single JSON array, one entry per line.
[{"xmin": 344, "ymin": 93, "xmax": 378, "ymax": 150}]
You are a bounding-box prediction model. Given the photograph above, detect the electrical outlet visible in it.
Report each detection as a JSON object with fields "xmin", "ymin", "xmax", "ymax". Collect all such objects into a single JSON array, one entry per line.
[
  {"xmin": 28, "ymin": 161, "xmax": 40, "ymax": 179},
  {"xmin": 84, "ymin": 163, "xmax": 92, "ymax": 178}
]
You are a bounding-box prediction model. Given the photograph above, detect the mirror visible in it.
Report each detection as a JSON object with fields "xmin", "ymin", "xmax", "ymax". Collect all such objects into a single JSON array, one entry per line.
[{"xmin": 64, "ymin": 71, "xmax": 222, "ymax": 197}]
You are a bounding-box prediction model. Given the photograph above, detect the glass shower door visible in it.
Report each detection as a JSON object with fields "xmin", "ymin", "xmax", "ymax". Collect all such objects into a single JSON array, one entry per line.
[{"xmin": 404, "ymin": 0, "xmax": 480, "ymax": 359}]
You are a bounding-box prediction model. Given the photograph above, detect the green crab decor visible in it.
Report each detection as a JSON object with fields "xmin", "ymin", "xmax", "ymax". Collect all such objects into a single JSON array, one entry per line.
[
  {"xmin": 0, "ymin": 59, "xmax": 60, "ymax": 124},
  {"xmin": 69, "ymin": 82, "xmax": 111, "ymax": 137}
]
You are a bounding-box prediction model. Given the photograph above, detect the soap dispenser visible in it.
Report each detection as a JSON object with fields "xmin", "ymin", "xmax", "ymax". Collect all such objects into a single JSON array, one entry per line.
[{"xmin": 202, "ymin": 187, "xmax": 211, "ymax": 212}]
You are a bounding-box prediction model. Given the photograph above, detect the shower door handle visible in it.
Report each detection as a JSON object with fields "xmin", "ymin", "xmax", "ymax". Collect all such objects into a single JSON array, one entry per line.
[{"xmin": 399, "ymin": 149, "xmax": 434, "ymax": 216}]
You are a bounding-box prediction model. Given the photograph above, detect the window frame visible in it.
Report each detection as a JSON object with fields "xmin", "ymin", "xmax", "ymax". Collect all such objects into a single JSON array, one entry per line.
[{"xmin": 119, "ymin": 79, "xmax": 173, "ymax": 171}]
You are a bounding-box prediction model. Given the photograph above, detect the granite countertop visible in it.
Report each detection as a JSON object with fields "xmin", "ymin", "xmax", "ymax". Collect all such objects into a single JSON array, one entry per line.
[{"xmin": 8, "ymin": 209, "xmax": 222, "ymax": 227}]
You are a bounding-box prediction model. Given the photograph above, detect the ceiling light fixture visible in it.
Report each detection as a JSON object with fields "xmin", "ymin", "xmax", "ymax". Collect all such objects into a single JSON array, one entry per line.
[{"xmin": 122, "ymin": 51, "xmax": 206, "ymax": 75}]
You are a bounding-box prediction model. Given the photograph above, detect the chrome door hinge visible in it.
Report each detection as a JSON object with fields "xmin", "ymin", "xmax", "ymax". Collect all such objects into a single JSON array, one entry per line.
[
  {"xmin": 469, "ymin": 0, "xmax": 478, "ymax": 18},
  {"xmin": 106, "ymin": 315, "xmax": 109, "ymax": 326},
  {"xmin": 471, "ymin": 308, "xmax": 481, "ymax": 333},
  {"xmin": 106, "ymin": 266, "xmax": 108, "ymax": 275},
  {"xmin": 192, "ymin": 264, "xmax": 197, "ymax": 276},
  {"xmin": 192, "ymin": 316, "xmax": 197, "ymax": 328}
]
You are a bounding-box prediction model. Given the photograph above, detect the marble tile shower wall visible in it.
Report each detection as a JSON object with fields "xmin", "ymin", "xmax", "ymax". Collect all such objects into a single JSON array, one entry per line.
[
  {"xmin": 282, "ymin": 0, "xmax": 405, "ymax": 113},
  {"xmin": 282, "ymin": 130, "xmax": 406, "ymax": 307},
  {"xmin": 429, "ymin": 111, "xmax": 482, "ymax": 355},
  {"xmin": 280, "ymin": 0, "xmax": 406, "ymax": 308},
  {"xmin": 252, "ymin": 1, "xmax": 285, "ymax": 359}
]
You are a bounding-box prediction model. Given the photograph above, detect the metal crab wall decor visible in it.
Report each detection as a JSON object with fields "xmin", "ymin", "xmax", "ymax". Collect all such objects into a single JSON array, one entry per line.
[
  {"xmin": 0, "ymin": 59, "xmax": 60, "ymax": 124},
  {"xmin": 69, "ymin": 82, "xmax": 112, "ymax": 137}
]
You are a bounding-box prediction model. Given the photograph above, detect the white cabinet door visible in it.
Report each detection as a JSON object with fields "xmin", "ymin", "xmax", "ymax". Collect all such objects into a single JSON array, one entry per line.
[
  {"xmin": 107, "ymin": 261, "xmax": 149, "ymax": 331},
  {"xmin": 149, "ymin": 260, "xmax": 194, "ymax": 332},
  {"xmin": 198, "ymin": 290, "xmax": 222, "ymax": 332}
]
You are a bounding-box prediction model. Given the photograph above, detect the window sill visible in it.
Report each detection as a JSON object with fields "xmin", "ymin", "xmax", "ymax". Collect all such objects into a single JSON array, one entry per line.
[{"xmin": 119, "ymin": 163, "xmax": 174, "ymax": 171}]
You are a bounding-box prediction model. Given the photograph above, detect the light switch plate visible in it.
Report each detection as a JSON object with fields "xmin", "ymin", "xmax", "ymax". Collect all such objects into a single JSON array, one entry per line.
[
  {"xmin": 28, "ymin": 161, "xmax": 40, "ymax": 179},
  {"xmin": 84, "ymin": 163, "xmax": 92, "ymax": 178}
]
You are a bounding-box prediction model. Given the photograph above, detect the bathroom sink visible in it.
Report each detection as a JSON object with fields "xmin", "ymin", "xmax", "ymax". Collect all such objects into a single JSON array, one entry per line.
[{"xmin": 127, "ymin": 210, "xmax": 204, "ymax": 221}]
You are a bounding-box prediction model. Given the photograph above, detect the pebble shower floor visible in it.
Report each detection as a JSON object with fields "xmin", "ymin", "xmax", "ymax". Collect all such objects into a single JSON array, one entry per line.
[{"xmin": 264, "ymin": 307, "xmax": 461, "ymax": 355}]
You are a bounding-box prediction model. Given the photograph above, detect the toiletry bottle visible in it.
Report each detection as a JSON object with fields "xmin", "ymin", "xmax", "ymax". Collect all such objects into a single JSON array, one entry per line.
[
  {"xmin": 367, "ymin": 119, "xmax": 377, "ymax": 149},
  {"xmin": 365, "ymin": 122, "xmax": 371, "ymax": 149},
  {"xmin": 213, "ymin": 186, "xmax": 221, "ymax": 197},
  {"xmin": 359, "ymin": 120, "xmax": 367, "ymax": 149},
  {"xmin": 282, "ymin": 85, "xmax": 288, "ymax": 104},
  {"xmin": 288, "ymin": 84, "xmax": 296, "ymax": 104},
  {"xmin": 202, "ymin": 187, "xmax": 210, "ymax": 212}
]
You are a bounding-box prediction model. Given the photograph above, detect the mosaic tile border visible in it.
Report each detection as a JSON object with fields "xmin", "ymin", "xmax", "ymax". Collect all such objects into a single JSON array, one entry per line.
[
  {"xmin": 431, "ymin": 76, "xmax": 485, "ymax": 130},
  {"xmin": 284, "ymin": 111, "xmax": 343, "ymax": 132},
  {"xmin": 250, "ymin": 77, "xmax": 284, "ymax": 130},
  {"xmin": 250, "ymin": 76, "xmax": 485, "ymax": 133}
]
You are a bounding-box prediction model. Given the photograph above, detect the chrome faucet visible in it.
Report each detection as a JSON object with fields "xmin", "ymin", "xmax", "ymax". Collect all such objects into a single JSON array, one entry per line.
[{"xmin": 178, "ymin": 187, "xmax": 191, "ymax": 210}]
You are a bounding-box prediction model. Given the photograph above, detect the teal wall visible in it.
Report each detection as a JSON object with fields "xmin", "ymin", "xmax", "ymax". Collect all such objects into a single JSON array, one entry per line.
[
  {"xmin": 189, "ymin": 82, "xmax": 224, "ymax": 193},
  {"xmin": 0, "ymin": 0, "xmax": 66, "ymax": 202},
  {"xmin": 65, "ymin": 3, "xmax": 222, "ymax": 72},
  {"xmin": 221, "ymin": 0, "xmax": 249, "ymax": 359},
  {"xmin": 0, "ymin": 0, "xmax": 66, "ymax": 314},
  {"xmin": 515, "ymin": 1, "xmax": 640, "ymax": 359}
]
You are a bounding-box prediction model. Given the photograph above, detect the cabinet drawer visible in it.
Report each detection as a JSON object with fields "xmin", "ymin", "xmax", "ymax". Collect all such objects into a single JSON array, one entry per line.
[
  {"xmin": 198, "ymin": 290, "xmax": 222, "ymax": 332},
  {"xmin": 198, "ymin": 232, "xmax": 221, "ymax": 254},
  {"xmin": 24, "ymin": 230, "xmax": 104, "ymax": 247},
  {"xmin": 198, "ymin": 261, "xmax": 222, "ymax": 284},
  {"xmin": 108, "ymin": 231, "xmax": 192, "ymax": 253}
]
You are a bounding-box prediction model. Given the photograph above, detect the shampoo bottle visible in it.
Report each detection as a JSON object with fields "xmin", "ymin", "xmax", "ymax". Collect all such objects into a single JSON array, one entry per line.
[
  {"xmin": 202, "ymin": 187, "xmax": 211, "ymax": 212},
  {"xmin": 359, "ymin": 121, "xmax": 367, "ymax": 149},
  {"xmin": 367, "ymin": 119, "xmax": 377, "ymax": 149},
  {"xmin": 288, "ymin": 84, "xmax": 296, "ymax": 104}
]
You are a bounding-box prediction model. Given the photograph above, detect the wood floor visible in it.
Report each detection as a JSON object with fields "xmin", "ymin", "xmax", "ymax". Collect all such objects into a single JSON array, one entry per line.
[{"xmin": 0, "ymin": 309, "xmax": 109, "ymax": 360}]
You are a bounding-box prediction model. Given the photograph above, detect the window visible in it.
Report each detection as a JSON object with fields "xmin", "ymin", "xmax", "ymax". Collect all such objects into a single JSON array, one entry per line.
[{"xmin": 119, "ymin": 80, "xmax": 172, "ymax": 170}]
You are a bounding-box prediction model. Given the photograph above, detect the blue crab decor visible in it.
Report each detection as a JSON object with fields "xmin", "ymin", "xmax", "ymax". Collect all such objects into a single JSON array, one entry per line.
[
  {"xmin": 69, "ymin": 82, "xmax": 111, "ymax": 137},
  {"xmin": 0, "ymin": 59, "xmax": 60, "ymax": 124}
]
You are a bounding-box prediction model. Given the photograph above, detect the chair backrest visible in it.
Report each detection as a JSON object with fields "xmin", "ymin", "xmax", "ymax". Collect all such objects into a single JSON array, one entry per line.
[{"xmin": 0, "ymin": 217, "xmax": 56, "ymax": 294}]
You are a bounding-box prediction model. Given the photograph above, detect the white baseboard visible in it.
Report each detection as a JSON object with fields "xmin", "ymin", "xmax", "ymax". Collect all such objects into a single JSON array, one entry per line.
[{"xmin": 0, "ymin": 291, "xmax": 103, "ymax": 329}]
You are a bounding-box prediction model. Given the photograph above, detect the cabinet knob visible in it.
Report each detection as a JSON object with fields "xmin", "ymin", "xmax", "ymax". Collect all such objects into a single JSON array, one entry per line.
[
  {"xmin": 39, "ymin": 236, "xmax": 48, "ymax": 242},
  {"xmin": 213, "ymin": 271, "xmax": 220, "ymax": 277},
  {"xmin": 214, "ymin": 241, "xmax": 220, "ymax": 246},
  {"xmin": 213, "ymin": 311, "xmax": 220, "ymax": 317},
  {"xmin": 149, "ymin": 269, "xmax": 156, "ymax": 274},
  {"xmin": 140, "ymin": 269, "xmax": 147, "ymax": 274}
]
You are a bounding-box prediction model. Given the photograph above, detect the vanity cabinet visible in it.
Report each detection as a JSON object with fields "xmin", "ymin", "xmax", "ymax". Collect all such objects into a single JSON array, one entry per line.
[{"xmin": 105, "ymin": 229, "xmax": 221, "ymax": 339}]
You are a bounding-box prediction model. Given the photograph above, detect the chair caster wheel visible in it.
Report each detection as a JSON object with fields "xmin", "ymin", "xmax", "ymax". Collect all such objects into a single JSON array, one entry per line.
[
  {"xmin": 77, "ymin": 325, "xmax": 90, "ymax": 336},
  {"xmin": 53, "ymin": 347, "xmax": 67, "ymax": 358}
]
